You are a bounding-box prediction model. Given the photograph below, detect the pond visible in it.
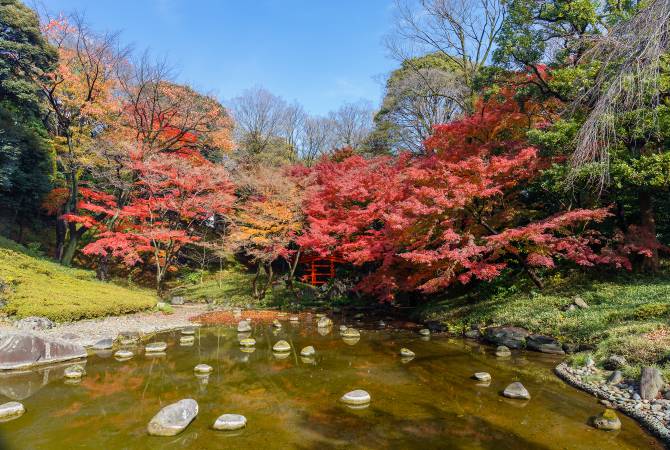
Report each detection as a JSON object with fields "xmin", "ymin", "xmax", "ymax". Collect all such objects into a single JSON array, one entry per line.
[{"xmin": 0, "ymin": 318, "xmax": 662, "ymax": 449}]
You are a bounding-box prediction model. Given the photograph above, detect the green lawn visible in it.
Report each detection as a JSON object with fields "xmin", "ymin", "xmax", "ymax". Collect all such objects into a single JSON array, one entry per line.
[
  {"xmin": 415, "ymin": 269, "xmax": 670, "ymax": 376},
  {"xmin": 0, "ymin": 237, "xmax": 156, "ymax": 322}
]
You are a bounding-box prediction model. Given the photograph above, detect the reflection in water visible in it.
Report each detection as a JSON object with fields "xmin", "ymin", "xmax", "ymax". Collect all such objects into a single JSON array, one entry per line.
[{"xmin": 0, "ymin": 323, "xmax": 663, "ymax": 450}]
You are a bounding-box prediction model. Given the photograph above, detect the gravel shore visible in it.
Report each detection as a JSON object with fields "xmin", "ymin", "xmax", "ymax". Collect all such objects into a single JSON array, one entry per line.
[{"xmin": 0, "ymin": 305, "xmax": 207, "ymax": 347}]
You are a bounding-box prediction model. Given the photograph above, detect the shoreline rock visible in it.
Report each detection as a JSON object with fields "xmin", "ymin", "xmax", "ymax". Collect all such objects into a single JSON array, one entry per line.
[{"xmin": 0, "ymin": 331, "xmax": 87, "ymax": 371}]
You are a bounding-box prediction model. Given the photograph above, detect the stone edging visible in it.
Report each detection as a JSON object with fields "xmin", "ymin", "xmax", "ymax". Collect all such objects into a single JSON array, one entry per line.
[{"xmin": 555, "ymin": 362, "xmax": 670, "ymax": 446}]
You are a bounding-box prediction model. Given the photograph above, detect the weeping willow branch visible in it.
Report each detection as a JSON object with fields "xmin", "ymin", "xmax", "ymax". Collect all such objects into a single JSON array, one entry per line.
[{"xmin": 571, "ymin": 0, "xmax": 670, "ymax": 188}]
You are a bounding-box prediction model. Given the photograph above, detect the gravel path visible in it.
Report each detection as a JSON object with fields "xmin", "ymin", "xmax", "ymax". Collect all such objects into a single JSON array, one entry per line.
[{"xmin": 0, "ymin": 305, "xmax": 208, "ymax": 347}]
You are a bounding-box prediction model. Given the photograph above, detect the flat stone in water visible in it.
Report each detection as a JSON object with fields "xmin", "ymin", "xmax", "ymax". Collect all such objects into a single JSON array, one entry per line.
[
  {"xmin": 273, "ymin": 340, "xmax": 291, "ymax": 352},
  {"xmin": 64, "ymin": 364, "xmax": 86, "ymax": 379},
  {"xmin": 91, "ymin": 338, "xmax": 113, "ymax": 350},
  {"xmin": 237, "ymin": 320, "xmax": 252, "ymax": 332},
  {"xmin": 340, "ymin": 389, "xmax": 371, "ymax": 405},
  {"xmin": 181, "ymin": 326, "xmax": 196, "ymax": 335},
  {"xmin": 114, "ymin": 350, "xmax": 133, "ymax": 359},
  {"xmin": 194, "ymin": 364, "xmax": 213, "ymax": 374},
  {"xmin": 0, "ymin": 402, "xmax": 25, "ymax": 422},
  {"xmin": 592, "ymin": 409, "xmax": 621, "ymax": 431},
  {"xmin": 400, "ymin": 348, "xmax": 415, "ymax": 357},
  {"xmin": 239, "ymin": 338, "xmax": 256, "ymax": 347},
  {"xmin": 473, "ymin": 372, "xmax": 491, "ymax": 382},
  {"xmin": 419, "ymin": 328, "xmax": 430, "ymax": 336},
  {"xmin": 503, "ymin": 382, "xmax": 530, "ymax": 400},
  {"xmin": 496, "ymin": 345, "xmax": 511, "ymax": 357},
  {"xmin": 145, "ymin": 342, "xmax": 167, "ymax": 353},
  {"xmin": 300, "ymin": 346, "xmax": 315, "ymax": 357},
  {"xmin": 213, "ymin": 413, "xmax": 247, "ymax": 431},
  {"xmin": 180, "ymin": 335, "xmax": 195, "ymax": 345},
  {"xmin": 147, "ymin": 399, "xmax": 198, "ymax": 436},
  {"xmin": 341, "ymin": 328, "xmax": 360, "ymax": 338}
]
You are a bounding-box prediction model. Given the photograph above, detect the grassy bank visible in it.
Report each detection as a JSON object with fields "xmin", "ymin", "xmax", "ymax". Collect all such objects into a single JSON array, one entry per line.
[
  {"xmin": 0, "ymin": 237, "xmax": 156, "ymax": 322},
  {"xmin": 416, "ymin": 269, "xmax": 670, "ymax": 376}
]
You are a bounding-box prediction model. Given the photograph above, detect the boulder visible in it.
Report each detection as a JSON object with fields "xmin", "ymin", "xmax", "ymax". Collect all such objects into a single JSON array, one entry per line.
[
  {"xmin": 591, "ymin": 409, "xmax": 621, "ymax": 431},
  {"xmin": 170, "ymin": 296, "xmax": 185, "ymax": 306},
  {"xmin": 300, "ymin": 346, "xmax": 315, "ymax": 357},
  {"xmin": 340, "ymin": 389, "xmax": 371, "ymax": 405},
  {"xmin": 147, "ymin": 399, "xmax": 198, "ymax": 436},
  {"xmin": 503, "ymin": 382, "xmax": 530, "ymax": 400},
  {"xmin": 91, "ymin": 338, "xmax": 113, "ymax": 350},
  {"xmin": 0, "ymin": 401, "xmax": 25, "ymax": 422},
  {"xmin": 212, "ymin": 413, "xmax": 246, "ymax": 431},
  {"xmin": 484, "ymin": 326, "xmax": 529, "ymax": 349},
  {"xmin": 603, "ymin": 355, "xmax": 627, "ymax": 371},
  {"xmin": 400, "ymin": 348, "xmax": 415, "ymax": 357},
  {"xmin": 237, "ymin": 320, "xmax": 252, "ymax": 332},
  {"xmin": 495, "ymin": 345, "xmax": 511, "ymax": 357},
  {"xmin": 341, "ymin": 328, "xmax": 360, "ymax": 338},
  {"xmin": 607, "ymin": 370, "xmax": 623, "ymax": 385},
  {"xmin": 473, "ymin": 372, "xmax": 491, "ymax": 382},
  {"xmin": 15, "ymin": 316, "xmax": 54, "ymax": 331},
  {"xmin": 273, "ymin": 340, "xmax": 291, "ymax": 352},
  {"xmin": 0, "ymin": 331, "xmax": 87, "ymax": 370},
  {"xmin": 145, "ymin": 342, "xmax": 167, "ymax": 353},
  {"xmin": 640, "ymin": 367, "xmax": 665, "ymax": 400},
  {"xmin": 526, "ymin": 335, "xmax": 565, "ymax": 355}
]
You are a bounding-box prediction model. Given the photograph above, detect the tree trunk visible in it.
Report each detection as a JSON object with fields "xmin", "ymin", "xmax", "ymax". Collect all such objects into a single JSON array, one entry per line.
[
  {"xmin": 61, "ymin": 224, "xmax": 83, "ymax": 266},
  {"xmin": 96, "ymin": 254, "xmax": 110, "ymax": 281},
  {"xmin": 638, "ymin": 190, "xmax": 659, "ymax": 272}
]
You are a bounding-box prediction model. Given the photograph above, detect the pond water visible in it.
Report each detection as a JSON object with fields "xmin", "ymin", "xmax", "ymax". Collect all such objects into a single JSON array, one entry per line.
[{"xmin": 0, "ymin": 319, "xmax": 662, "ymax": 449}]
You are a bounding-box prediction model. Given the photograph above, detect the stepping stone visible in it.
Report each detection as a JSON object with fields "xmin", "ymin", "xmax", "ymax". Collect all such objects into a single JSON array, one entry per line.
[
  {"xmin": 289, "ymin": 316, "xmax": 299, "ymax": 322},
  {"xmin": 592, "ymin": 409, "xmax": 621, "ymax": 431},
  {"xmin": 340, "ymin": 389, "xmax": 371, "ymax": 406},
  {"xmin": 272, "ymin": 319, "xmax": 282, "ymax": 328},
  {"xmin": 117, "ymin": 331, "xmax": 140, "ymax": 346},
  {"xmin": 495, "ymin": 345, "xmax": 511, "ymax": 357},
  {"xmin": 473, "ymin": 372, "xmax": 491, "ymax": 382},
  {"xmin": 273, "ymin": 340, "xmax": 291, "ymax": 352},
  {"xmin": 180, "ymin": 335, "xmax": 195, "ymax": 345},
  {"xmin": 341, "ymin": 328, "xmax": 360, "ymax": 338},
  {"xmin": 194, "ymin": 364, "xmax": 213, "ymax": 374},
  {"xmin": 91, "ymin": 338, "xmax": 113, "ymax": 350},
  {"xmin": 181, "ymin": 326, "xmax": 196, "ymax": 335},
  {"xmin": 64, "ymin": 364, "xmax": 86, "ymax": 379},
  {"xmin": 114, "ymin": 350, "xmax": 134, "ymax": 359},
  {"xmin": 419, "ymin": 329, "xmax": 430, "ymax": 336},
  {"xmin": 317, "ymin": 317, "xmax": 333, "ymax": 328},
  {"xmin": 239, "ymin": 338, "xmax": 256, "ymax": 347},
  {"xmin": 503, "ymin": 382, "xmax": 530, "ymax": 400},
  {"xmin": 147, "ymin": 399, "xmax": 198, "ymax": 436},
  {"xmin": 237, "ymin": 320, "xmax": 251, "ymax": 332},
  {"xmin": 0, "ymin": 402, "xmax": 25, "ymax": 422},
  {"xmin": 212, "ymin": 413, "xmax": 247, "ymax": 431},
  {"xmin": 339, "ymin": 325, "xmax": 348, "ymax": 332},
  {"xmin": 145, "ymin": 342, "xmax": 167, "ymax": 353},
  {"xmin": 400, "ymin": 348, "xmax": 415, "ymax": 357},
  {"xmin": 300, "ymin": 346, "xmax": 316, "ymax": 357}
]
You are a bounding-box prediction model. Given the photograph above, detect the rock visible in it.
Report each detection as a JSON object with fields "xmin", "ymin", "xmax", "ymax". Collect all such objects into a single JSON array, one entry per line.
[
  {"xmin": 562, "ymin": 342, "xmax": 578, "ymax": 354},
  {"xmin": 300, "ymin": 346, "xmax": 315, "ymax": 357},
  {"xmin": 289, "ymin": 316, "xmax": 299, "ymax": 322},
  {"xmin": 419, "ymin": 328, "xmax": 430, "ymax": 336},
  {"xmin": 526, "ymin": 335, "xmax": 565, "ymax": 355},
  {"xmin": 633, "ymin": 393, "xmax": 641, "ymax": 401},
  {"xmin": 181, "ymin": 326, "xmax": 196, "ymax": 335},
  {"xmin": 399, "ymin": 348, "xmax": 415, "ymax": 357},
  {"xmin": 212, "ymin": 413, "xmax": 246, "ymax": 431},
  {"xmin": 317, "ymin": 317, "xmax": 333, "ymax": 328},
  {"xmin": 425, "ymin": 321, "xmax": 446, "ymax": 333},
  {"xmin": 194, "ymin": 364, "xmax": 212, "ymax": 374},
  {"xmin": 464, "ymin": 329, "xmax": 481, "ymax": 340},
  {"xmin": 61, "ymin": 333, "xmax": 80, "ymax": 340},
  {"xmin": 114, "ymin": 350, "xmax": 134, "ymax": 359},
  {"xmin": 170, "ymin": 296, "xmax": 185, "ymax": 306},
  {"xmin": 273, "ymin": 340, "xmax": 291, "ymax": 352},
  {"xmin": 272, "ymin": 319, "xmax": 282, "ymax": 328},
  {"xmin": 340, "ymin": 389, "xmax": 371, "ymax": 405},
  {"xmin": 573, "ymin": 296, "xmax": 589, "ymax": 309},
  {"xmin": 591, "ymin": 409, "xmax": 621, "ymax": 431},
  {"xmin": 341, "ymin": 336, "xmax": 360, "ymax": 346},
  {"xmin": 484, "ymin": 326, "xmax": 529, "ymax": 349},
  {"xmin": 91, "ymin": 338, "xmax": 113, "ymax": 350},
  {"xmin": 0, "ymin": 331, "xmax": 87, "ymax": 370},
  {"xmin": 473, "ymin": 372, "xmax": 491, "ymax": 382},
  {"xmin": 341, "ymin": 328, "xmax": 360, "ymax": 338},
  {"xmin": 145, "ymin": 342, "xmax": 167, "ymax": 353},
  {"xmin": 117, "ymin": 331, "xmax": 141, "ymax": 346},
  {"xmin": 239, "ymin": 338, "xmax": 256, "ymax": 347},
  {"xmin": 180, "ymin": 336, "xmax": 195, "ymax": 345},
  {"xmin": 604, "ymin": 355, "xmax": 627, "ymax": 370},
  {"xmin": 607, "ymin": 370, "xmax": 623, "ymax": 385},
  {"xmin": 495, "ymin": 345, "xmax": 511, "ymax": 357},
  {"xmin": 640, "ymin": 367, "xmax": 665, "ymax": 400},
  {"xmin": 0, "ymin": 401, "xmax": 25, "ymax": 422},
  {"xmin": 503, "ymin": 382, "xmax": 530, "ymax": 400},
  {"xmin": 237, "ymin": 320, "xmax": 252, "ymax": 332},
  {"xmin": 339, "ymin": 325, "xmax": 348, "ymax": 332},
  {"xmin": 147, "ymin": 399, "xmax": 198, "ymax": 436},
  {"xmin": 64, "ymin": 364, "xmax": 86, "ymax": 379},
  {"xmin": 15, "ymin": 316, "xmax": 54, "ymax": 331}
]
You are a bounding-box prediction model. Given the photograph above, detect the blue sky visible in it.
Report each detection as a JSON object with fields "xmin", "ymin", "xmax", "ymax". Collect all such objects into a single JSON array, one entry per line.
[{"xmin": 45, "ymin": 0, "xmax": 398, "ymax": 115}]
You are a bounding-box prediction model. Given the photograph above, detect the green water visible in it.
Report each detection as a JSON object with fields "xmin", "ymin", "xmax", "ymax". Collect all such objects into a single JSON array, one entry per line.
[{"xmin": 0, "ymin": 320, "xmax": 662, "ymax": 449}]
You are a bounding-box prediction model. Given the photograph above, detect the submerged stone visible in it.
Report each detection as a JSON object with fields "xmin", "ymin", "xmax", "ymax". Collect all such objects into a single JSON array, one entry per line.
[
  {"xmin": 145, "ymin": 342, "xmax": 167, "ymax": 353},
  {"xmin": 147, "ymin": 399, "xmax": 198, "ymax": 436},
  {"xmin": 300, "ymin": 346, "xmax": 315, "ymax": 357},
  {"xmin": 194, "ymin": 364, "xmax": 213, "ymax": 374},
  {"xmin": 592, "ymin": 409, "xmax": 621, "ymax": 431},
  {"xmin": 473, "ymin": 372, "xmax": 491, "ymax": 382},
  {"xmin": 342, "ymin": 336, "xmax": 360, "ymax": 346},
  {"xmin": 400, "ymin": 348, "xmax": 415, "ymax": 357},
  {"xmin": 503, "ymin": 382, "xmax": 530, "ymax": 400},
  {"xmin": 0, "ymin": 402, "xmax": 25, "ymax": 422},
  {"xmin": 273, "ymin": 340, "xmax": 291, "ymax": 352},
  {"xmin": 340, "ymin": 389, "xmax": 371, "ymax": 405},
  {"xmin": 237, "ymin": 320, "xmax": 252, "ymax": 332},
  {"xmin": 0, "ymin": 331, "xmax": 87, "ymax": 370},
  {"xmin": 213, "ymin": 413, "xmax": 247, "ymax": 431}
]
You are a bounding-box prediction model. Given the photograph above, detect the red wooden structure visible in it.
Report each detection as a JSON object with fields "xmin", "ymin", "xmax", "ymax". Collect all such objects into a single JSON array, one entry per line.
[{"xmin": 299, "ymin": 254, "xmax": 346, "ymax": 286}]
